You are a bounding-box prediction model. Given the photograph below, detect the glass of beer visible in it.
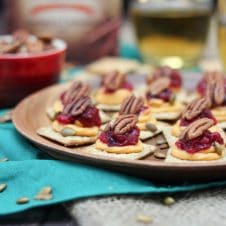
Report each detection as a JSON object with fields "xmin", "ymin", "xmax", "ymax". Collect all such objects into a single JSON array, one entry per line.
[
  {"xmin": 218, "ymin": 0, "xmax": 226, "ymax": 70},
  {"xmin": 131, "ymin": 0, "xmax": 215, "ymax": 69}
]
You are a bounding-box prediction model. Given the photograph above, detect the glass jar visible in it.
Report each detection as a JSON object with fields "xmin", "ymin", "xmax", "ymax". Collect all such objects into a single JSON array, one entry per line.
[{"xmin": 131, "ymin": 0, "xmax": 215, "ymax": 69}]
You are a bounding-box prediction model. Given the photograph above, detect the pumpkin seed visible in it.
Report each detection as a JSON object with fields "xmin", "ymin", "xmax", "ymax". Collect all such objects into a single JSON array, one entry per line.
[
  {"xmin": 136, "ymin": 214, "xmax": 153, "ymax": 224},
  {"xmin": 156, "ymin": 139, "xmax": 167, "ymax": 145},
  {"xmin": 154, "ymin": 151, "xmax": 166, "ymax": 159},
  {"xmin": 159, "ymin": 143, "xmax": 169, "ymax": 149},
  {"xmin": 46, "ymin": 108, "xmax": 58, "ymax": 121},
  {"xmin": 163, "ymin": 196, "xmax": 175, "ymax": 206},
  {"xmin": 146, "ymin": 123, "xmax": 158, "ymax": 133},
  {"xmin": 0, "ymin": 184, "xmax": 7, "ymax": 192},
  {"xmin": 0, "ymin": 111, "xmax": 12, "ymax": 123},
  {"xmin": 16, "ymin": 197, "xmax": 29, "ymax": 204},
  {"xmin": 169, "ymin": 94, "xmax": 176, "ymax": 105},
  {"xmin": 39, "ymin": 186, "xmax": 52, "ymax": 195},
  {"xmin": 214, "ymin": 142, "xmax": 224, "ymax": 155},
  {"xmin": 0, "ymin": 157, "xmax": 8, "ymax": 162},
  {"xmin": 61, "ymin": 127, "xmax": 76, "ymax": 137},
  {"xmin": 34, "ymin": 193, "xmax": 52, "ymax": 201},
  {"xmin": 34, "ymin": 186, "xmax": 53, "ymax": 201}
]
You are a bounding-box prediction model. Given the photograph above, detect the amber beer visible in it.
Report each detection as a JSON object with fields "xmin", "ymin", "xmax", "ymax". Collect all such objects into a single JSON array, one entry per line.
[{"xmin": 131, "ymin": 4, "xmax": 212, "ymax": 68}]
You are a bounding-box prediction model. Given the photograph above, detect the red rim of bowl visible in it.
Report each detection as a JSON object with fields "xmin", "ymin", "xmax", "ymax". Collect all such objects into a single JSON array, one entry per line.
[{"xmin": 0, "ymin": 36, "xmax": 67, "ymax": 59}]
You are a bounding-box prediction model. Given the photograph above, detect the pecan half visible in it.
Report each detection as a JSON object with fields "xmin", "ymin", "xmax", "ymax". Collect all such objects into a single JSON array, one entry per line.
[
  {"xmin": 0, "ymin": 41, "xmax": 21, "ymax": 54},
  {"xmin": 119, "ymin": 95, "xmax": 144, "ymax": 115},
  {"xmin": 63, "ymin": 96, "xmax": 92, "ymax": 117},
  {"xmin": 106, "ymin": 115, "xmax": 138, "ymax": 135},
  {"xmin": 180, "ymin": 118, "xmax": 214, "ymax": 140},
  {"xmin": 25, "ymin": 40, "xmax": 44, "ymax": 53},
  {"xmin": 205, "ymin": 71, "xmax": 225, "ymax": 107},
  {"xmin": 102, "ymin": 71, "xmax": 125, "ymax": 91},
  {"xmin": 13, "ymin": 30, "xmax": 29, "ymax": 43},
  {"xmin": 148, "ymin": 77, "xmax": 170, "ymax": 95},
  {"xmin": 63, "ymin": 81, "xmax": 91, "ymax": 104},
  {"xmin": 182, "ymin": 97, "xmax": 208, "ymax": 120}
]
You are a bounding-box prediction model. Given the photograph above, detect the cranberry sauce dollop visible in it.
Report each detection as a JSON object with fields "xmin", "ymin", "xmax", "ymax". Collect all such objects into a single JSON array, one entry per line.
[
  {"xmin": 151, "ymin": 68, "xmax": 182, "ymax": 90},
  {"xmin": 99, "ymin": 126, "xmax": 140, "ymax": 147},
  {"xmin": 175, "ymin": 130, "xmax": 224, "ymax": 153},
  {"xmin": 180, "ymin": 109, "xmax": 217, "ymax": 127},
  {"xmin": 146, "ymin": 88, "xmax": 172, "ymax": 102},
  {"xmin": 103, "ymin": 81, "xmax": 133, "ymax": 93},
  {"xmin": 56, "ymin": 106, "xmax": 101, "ymax": 127},
  {"xmin": 197, "ymin": 78, "xmax": 226, "ymax": 97}
]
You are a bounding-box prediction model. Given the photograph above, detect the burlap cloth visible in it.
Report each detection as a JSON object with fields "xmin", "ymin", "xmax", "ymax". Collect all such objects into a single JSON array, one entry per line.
[{"xmin": 66, "ymin": 187, "xmax": 226, "ymax": 226}]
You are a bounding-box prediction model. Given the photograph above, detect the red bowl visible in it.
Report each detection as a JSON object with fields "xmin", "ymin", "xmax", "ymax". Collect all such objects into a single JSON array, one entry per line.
[{"xmin": 0, "ymin": 36, "xmax": 67, "ymax": 108}]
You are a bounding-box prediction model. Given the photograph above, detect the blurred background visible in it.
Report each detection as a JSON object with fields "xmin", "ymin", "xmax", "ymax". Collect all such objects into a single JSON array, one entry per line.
[
  {"xmin": 0, "ymin": 0, "xmax": 222, "ymax": 69},
  {"xmin": 1, "ymin": 0, "xmax": 226, "ymax": 107}
]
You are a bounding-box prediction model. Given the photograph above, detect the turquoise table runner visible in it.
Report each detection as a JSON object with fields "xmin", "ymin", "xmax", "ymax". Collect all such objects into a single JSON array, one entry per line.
[{"xmin": 0, "ymin": 45, "xmax": 225, "ymax": 215}]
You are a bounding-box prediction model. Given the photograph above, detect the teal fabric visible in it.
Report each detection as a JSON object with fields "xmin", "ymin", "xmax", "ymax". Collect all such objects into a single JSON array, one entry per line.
[{"xmin": 0, "ymin": 45, "xmax": 225, "ymax": 215}]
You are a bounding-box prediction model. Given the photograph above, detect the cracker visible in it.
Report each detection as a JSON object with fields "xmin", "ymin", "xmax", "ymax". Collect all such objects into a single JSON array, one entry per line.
[
  {"xmin": 99, "ymin": 110, "xmax": 111, "ymax": 124},
  {"xmin": 87, "ymin": 57, "xmax": 140, "ymax": 74},
  {"xmin": 37, "ymin": 127, "xmax": 97, "ymax": 147},
  {"xmin": 85, "ymin": 143, "xmax": 156, "ymax": 160}
]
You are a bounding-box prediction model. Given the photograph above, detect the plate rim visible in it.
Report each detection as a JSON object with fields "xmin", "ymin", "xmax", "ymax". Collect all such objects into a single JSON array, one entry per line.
[{"xmin": 12, "ymin": 82, "xmax": 226, "ymax": 172}]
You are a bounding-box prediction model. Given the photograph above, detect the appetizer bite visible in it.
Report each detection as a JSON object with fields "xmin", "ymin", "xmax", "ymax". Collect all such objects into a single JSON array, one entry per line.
[
  {"xmin": 146, "ymin": 77, "xmax": 184, "ymax": 121},
  {"xmin": 118, "ymin": 95, "xmax": 162, "ymax": 140},
  {"xmin": 203, "ymin": 72, "xmax": 226, "ymax": 128},
  {"xmin": 94, "ymin": 114, "xmax": 155, "ymax": 159},
  {"xmin": 171, "ymin": 118, "xmax": 225, "ymax": 161},
  {"xmin": 38, "ymin": 96, "xmax": 101, "ymax": 146},
  {"xmin": 171, "ymin": 97, "xmax": 217, "ymax": 137},
  {"xmin": 46, "ymin": 81, "xmax": 110, "ymax": 124},
  {"xmin": 95, "ymin": 71, "xmax": 133, "ymax": 111},
  {"xmin": 147, "ymin": 66, "xmax": 182, "ymax": 91}
]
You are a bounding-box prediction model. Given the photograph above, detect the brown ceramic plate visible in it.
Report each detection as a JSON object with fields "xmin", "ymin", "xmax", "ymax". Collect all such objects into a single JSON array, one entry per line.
[{"xmin": 12, "ymin": 78, "xmax": 226, "ymax": 182}]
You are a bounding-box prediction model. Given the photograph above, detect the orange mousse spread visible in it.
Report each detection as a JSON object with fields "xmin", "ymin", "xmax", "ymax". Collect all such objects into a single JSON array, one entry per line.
[{"xmin": 95, "ymin": 71, "xmax": 133, "ymax": 106}]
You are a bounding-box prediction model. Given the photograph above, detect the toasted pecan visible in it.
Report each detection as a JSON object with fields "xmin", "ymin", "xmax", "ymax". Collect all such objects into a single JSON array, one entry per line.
[
  {"xmin": 13, "ymin": 30, "xmax": 29, "ymax": 43},
  {"xmin": 106, "ymin": 115, "xmax": 138, "ymax": 135},
  {"xmin": 148, "ymin": 77, "xmax": 170, "ymax": 95},
  {"xmin": 63, "ymin": 96, "xmax": 92, "ymax": 117},
  {"xmin": 205, "ymin": 71, "xmax": 225, "ymax": 107},
  {"xmin": 0, "ymin": 41, "xmax": 21, "ymax": 54},
  {"xmin": 179, "ymin": 118, "xmax": 214, "ymax": 140},
  {"xmin": 119, "ymin": 95, "xmax": 144, "ymax": 115},
  {"xmin": 102, "ymin": 71, "xmax": 125, "ymax": 91},
  {"xmin": 62, "ymin": 81, "xmax": 91, "ymax": 104},
  {"xmin": 182, "ymin": 97, "xmax": 208, "ymax": 120}
]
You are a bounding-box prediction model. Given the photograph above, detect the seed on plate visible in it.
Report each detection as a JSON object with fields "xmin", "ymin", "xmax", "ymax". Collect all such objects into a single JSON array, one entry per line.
[
  {"xmin": 136, "ymin": 214, "xmax": 153, "ymax": 224},
  {"xmin": 163, "ymin": 196, "xmax": 175, "ymax": 206},
  {"xmin": 0, "ymin": 184, "xmax": 7, "ymax": 192},
  {"xmin": 16, "ymin": 197, "xmax": 29, "ymax": 204},
  {"xmin": 146, "ymin": 123, "xmax": 157, "ymax": 133},
  {"xmin": 0, "ymin": 157, "xmax": 8, "ymax": 162},
  {"xmin": 214, "ymin": 142, "xmax": 224, "ymax": 155},
  {"xmin": 169, "ymin": 94, "xmax": 176, "ymax": 105},
  {"xmin": 159, "ymin": 143, "xmax": 169, "ymax": 149},
  {"xmin": 156, "ymin": 139, "xmax": 167, "ymax": 145},
  {"xmin": 154, "ymin": 151, "xmax": 166, "ymax": 159},
  {"xmin": 61, "ymin": 127, "xmax": 76, "ymax": 137}
]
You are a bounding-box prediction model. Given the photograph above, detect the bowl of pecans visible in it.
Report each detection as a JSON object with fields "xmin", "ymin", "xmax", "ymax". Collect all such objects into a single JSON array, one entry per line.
[{"xmin": 0, "ymin": 30, "xmax": 67, "ymax": 107}]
